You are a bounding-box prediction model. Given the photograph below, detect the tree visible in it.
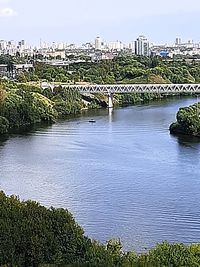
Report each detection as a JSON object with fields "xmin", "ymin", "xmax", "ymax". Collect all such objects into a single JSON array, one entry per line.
[
  {"xmin": 17, "ymin": 73, "xmax": 28, "ymax": 83},
  {"xmin": 0, "ymin": 191, "xmax": 88, "ymax": 267},
  {"xmin": 0, "ymin": 84, "xmax": 6, "ymax": 107},
  {"xmin": 0, "ymin": 116, "xmax": 9, "ymax": 134}
]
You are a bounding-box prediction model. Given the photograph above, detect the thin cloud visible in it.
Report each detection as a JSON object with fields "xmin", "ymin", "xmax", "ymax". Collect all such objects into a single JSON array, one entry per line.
[{"xmin": 0, "ymin": 7, "xmax": 17, "ymax": 17}]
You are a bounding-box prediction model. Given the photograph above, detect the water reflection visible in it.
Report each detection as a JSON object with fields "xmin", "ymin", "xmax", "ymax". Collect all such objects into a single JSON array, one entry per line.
[
  {"xmin": 108, "ymin": 107, "xmax": 113, "ymax": 122},
  {"xmin": 0, "ymin": 135, "xmax": 9, "ymax": 147},
  {"xmin": 172, "ymin": 133, "xmax": 200, "ymax": 146}
]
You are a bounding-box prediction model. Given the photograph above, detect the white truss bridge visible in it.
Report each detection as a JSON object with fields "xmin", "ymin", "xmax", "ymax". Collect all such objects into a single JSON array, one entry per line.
[
  {"xmin": 44, "ymin": 83, "xmax": 200, "ymax": 108},
  {"xmin": 64, "ymin": 84, "xmax": 200, "ymax": 94}
]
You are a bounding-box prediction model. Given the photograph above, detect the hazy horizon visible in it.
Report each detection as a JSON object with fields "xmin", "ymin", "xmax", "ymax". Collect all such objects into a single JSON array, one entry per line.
[{"xmin": 0, "ymin": 0, "xmax": 200, "ymax": 45}]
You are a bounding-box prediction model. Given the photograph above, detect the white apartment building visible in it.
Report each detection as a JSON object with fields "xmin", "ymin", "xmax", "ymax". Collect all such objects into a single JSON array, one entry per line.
[
  {"xmin": 135, "ymin": 35, "xmax": 150, "ymax": 56},
  {"xmin": 95, "ymin": 37, "xmax": 102, "ymax": 50},
  {"xmin": 107, "ymin": 41, "xmax": 124, "ymax": 51}
]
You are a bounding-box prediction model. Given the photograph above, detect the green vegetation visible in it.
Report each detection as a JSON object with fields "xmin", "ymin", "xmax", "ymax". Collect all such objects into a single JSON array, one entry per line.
[
  {"xmin": 2, "ymin": 54, "xmax": 200, "ymax": 85},
  {"xmin": 1, "ymin": 55, "xmax": 200, "ymax": 135},
  {"xmin": 16, "ymin": 56, "xmax": 200, "ymax": 84},
  {"xmin": 2, "ymin": 56, "xmax": 200, "ymax": 265},
  {"xmin": 16, "ymin": 55, "xmax": 200, "ymax": 107},
  {"xmin": 0, "ymin": 78, "xmax": 110, "ymax": 135},
  {"xmin": 0, "ymin": 116, "xmax": 9, "ymax": 134},
  {"xmin": 0, "ymin": 80, "xmax": 174, "ymax": 135},
  {"xmin": 170, "ymin": 102, "xmax": 200, "ymax": 137},
  {"xmin": 0, "ymin": 82, "xmax": 57, "ymax": 132},
  {"xmin": 1, "ymin": 191, "xmax": 200, "ymax": 267},
  {"xmin": 0, "ymin": 81, "xmax": 88, "ymax": 134},
  {"xmin": 0, "ymin": 191, "xmax": 88, "ymax": 267},
  {"xmin": 115, "ymin": 92, "xmax": 171, "ymax": 106}
]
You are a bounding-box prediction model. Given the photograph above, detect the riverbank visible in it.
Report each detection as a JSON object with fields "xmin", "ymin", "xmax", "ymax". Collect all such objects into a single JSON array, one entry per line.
[
  {"xmin": 0, "ymin": 81, "xmax": 106, "ymax": 135},
  {"xmin": 0, "ymin": 80, "xmax": 196, "ymax": 136}
]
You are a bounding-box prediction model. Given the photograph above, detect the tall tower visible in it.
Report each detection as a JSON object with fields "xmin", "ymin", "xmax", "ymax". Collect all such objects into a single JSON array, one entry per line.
[
  {"xmin": 175, "ymin": 38, "xmax": 181, "ymax": 46},
  {"xmin": 135, "ymin": 35, "xmax": 150, "ymax": 56},
  {"xmin": 95, "ymin": 37, "xmax": 102, "ymax": 50}
]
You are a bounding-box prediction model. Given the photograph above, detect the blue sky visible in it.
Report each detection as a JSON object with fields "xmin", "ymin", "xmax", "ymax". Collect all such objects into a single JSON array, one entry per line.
[{"xmin": 0, "ymin": 0, "xmax": 200, "ymax": 45}]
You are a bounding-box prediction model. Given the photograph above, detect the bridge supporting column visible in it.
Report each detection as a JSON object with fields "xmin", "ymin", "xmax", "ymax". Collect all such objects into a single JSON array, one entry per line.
[{"xmin": 108, "ymin": 93, "xmax": 113, "ymax": 108}]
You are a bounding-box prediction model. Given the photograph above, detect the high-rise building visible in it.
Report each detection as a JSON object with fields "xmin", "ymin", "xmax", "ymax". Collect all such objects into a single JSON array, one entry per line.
[
  {"xmin": 57, "ymin": 43, "xmax": 65, "ymax": 50},
  {"xmin": 95, "ymin": 37, "xmax": 102, "ymax": 50},
  {"xmin": 0, "ymin": 40, "xmax": 7, "ymax": 50},
  {"xmin": 107, "ymin": 41, "xmax": 123, "ymax": 51},
  {"xmin": 128, "ymin": 42, "xmax": 135, "ymax": 52},
  {"xmin": 135, "ymin": 35, "xmax": 150, "ymax": 56},
  {"xmin": 175, "ymin": 38, "xmax": 181, "ymax": 46}
]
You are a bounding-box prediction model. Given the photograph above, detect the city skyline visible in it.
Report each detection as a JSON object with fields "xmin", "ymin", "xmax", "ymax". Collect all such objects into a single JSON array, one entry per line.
[
  {"xmin": 0, "ymin": 35, "xmax": 199, "ymax": 48},
  {"xmin": 0, "ymin": 0, "xmax": 200, "ymax": 44}
]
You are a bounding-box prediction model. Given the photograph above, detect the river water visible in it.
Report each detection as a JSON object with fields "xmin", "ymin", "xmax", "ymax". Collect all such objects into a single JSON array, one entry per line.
[{"xmin": 1, "ymin": 97, "xmax": 200, "ymax": 252}]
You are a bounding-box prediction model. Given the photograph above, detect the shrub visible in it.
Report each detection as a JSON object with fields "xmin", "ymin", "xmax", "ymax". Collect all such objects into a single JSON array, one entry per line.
[{"xmin": 0, "ymin": 116, "xmax": 9, "ymax": 134}]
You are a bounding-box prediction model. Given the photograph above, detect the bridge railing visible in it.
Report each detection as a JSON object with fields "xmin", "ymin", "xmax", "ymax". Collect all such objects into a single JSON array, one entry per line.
[
  {"xmin": 61, "ymin": 84, "xmax": 200, "ymax": 94},
  {"xmin": 42, "ymin": 83, "xmax": 200, "ymax": 94}
]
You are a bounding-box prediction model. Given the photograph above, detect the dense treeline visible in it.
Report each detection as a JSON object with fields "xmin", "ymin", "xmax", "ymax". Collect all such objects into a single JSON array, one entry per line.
[
  {"xmin": 16, "ymin": 56, "xmax": 200, "ymax": 85},
  {"xmin": 1, "ymin": 54, "xmax": 200, "ymax": 84},
  {"xmin": 0, "ymin": 81, "xmax": 101, "ymax": 134},
  {"xmin": 170, "ymin": 102, "xmax": 200, "ymax": 137},
  {"xmin": 1, "ymin": 191, "xmax": 200, "ymax": 267},
  {"xmin": 15, "ymin": 55, "xmax": 200, "ymax": 108}
]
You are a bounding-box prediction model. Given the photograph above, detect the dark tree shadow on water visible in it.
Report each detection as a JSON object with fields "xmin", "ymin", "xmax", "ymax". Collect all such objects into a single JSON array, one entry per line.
[
  {"xmin": 0, "ymin": 134, "xmax": 9, "ymax": 147},
  {"xmin": 171, "ymin": 132, "xmax": 200, "ymax": 166},
  {"xmin": 171, "ymin": 132, "xmax": 200, "ymax": 149},
  {"xmin": 0, "ymin": 122, "xmax": 53, "ymax": 148}
]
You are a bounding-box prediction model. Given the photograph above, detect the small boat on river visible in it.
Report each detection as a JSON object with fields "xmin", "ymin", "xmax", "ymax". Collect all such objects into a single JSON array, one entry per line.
[{"xmin": 88, "ymin": 119, "xmax": 96, "ymax": 123}]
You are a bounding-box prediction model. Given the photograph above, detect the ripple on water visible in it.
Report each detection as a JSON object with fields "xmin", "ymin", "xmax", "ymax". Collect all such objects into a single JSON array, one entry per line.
[{"xmin": 1, "ymin": 98, "xmax": 200, "ymax": 252}]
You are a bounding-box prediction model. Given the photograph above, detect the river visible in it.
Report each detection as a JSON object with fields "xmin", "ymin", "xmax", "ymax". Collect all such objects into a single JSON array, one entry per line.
[{"xmin": 1, "ymin": 97, "xmax": 200, "ymax": 252}]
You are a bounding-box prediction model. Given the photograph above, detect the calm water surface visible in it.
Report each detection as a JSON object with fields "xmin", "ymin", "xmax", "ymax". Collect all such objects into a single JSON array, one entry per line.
[{"xmin": 1, "ymin": 97, "xmax": 200, "ymax": 252}]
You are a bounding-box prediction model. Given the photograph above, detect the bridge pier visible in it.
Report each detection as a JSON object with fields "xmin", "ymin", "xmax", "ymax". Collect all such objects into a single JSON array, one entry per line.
[{"xmin": 108, "ymin": 93, "xmax": 113, "ymax": 108}]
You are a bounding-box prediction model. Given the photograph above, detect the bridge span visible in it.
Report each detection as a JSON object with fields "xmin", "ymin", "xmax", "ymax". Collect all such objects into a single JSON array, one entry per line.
[{"xmin": 44, "ymin": 83, "xmax": 200, "ymax": 108}]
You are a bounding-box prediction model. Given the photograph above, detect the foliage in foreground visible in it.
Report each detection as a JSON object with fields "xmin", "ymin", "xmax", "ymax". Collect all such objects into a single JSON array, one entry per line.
[{"xmin": 1, "ymin": 191, "xmax": 200, "ymax": 267}]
